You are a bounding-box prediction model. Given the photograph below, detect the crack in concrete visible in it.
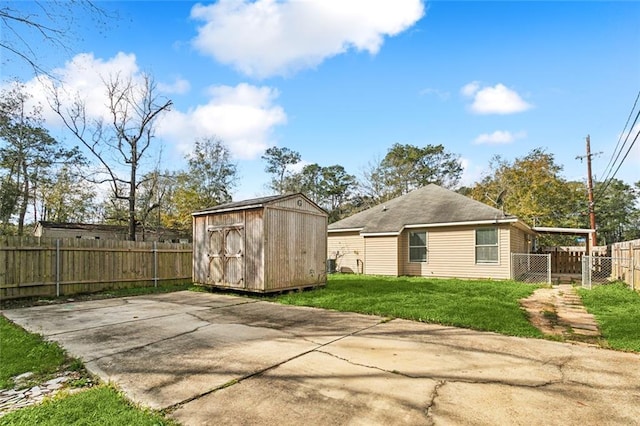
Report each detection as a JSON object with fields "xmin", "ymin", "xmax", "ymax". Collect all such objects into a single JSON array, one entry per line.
[
  {"xmin": 425, "ymin": 380, "xmax": 446, "ymax": 422},
  {"xmin": 163, "ymin": 318, "xmax": 390, "ymax": 414},
  {"xmin": 163, "ymin": 316, "xmax": 575, "ymax": 415},
  {"xmin": 47, "ymin": 300, "xmax": 259, "ymax": 337},
  {"xmin": 86, "ymin": 321, "xmax": 214, "ymax": 363},
  {"xmin": 314, "ymin": 348, "xmax": 565, "ymax": 390}
]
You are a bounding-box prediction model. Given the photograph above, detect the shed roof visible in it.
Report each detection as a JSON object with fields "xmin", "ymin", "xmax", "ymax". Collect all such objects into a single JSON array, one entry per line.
[
  {"xmin": 329, "ymin": 184, "xmax": 526, "ymax": 234},
  {"xmin": 192, "ymin": 193, "xmax": 324, "ymax": 216}
]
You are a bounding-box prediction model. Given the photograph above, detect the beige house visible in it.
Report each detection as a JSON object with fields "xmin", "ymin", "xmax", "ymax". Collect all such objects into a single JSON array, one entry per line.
[{"xmin": 328, "ymin": 184, "xmax": 535, "ymax": 280}]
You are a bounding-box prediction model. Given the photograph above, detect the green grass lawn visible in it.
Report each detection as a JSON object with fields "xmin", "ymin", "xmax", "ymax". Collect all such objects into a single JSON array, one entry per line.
[
  {"xmin": 578, "ymin": 283, "xmax": 640, "ymax": 352},
  {"xmin": 276, "ymin": 274, "xmax": 543, "ymax": 337},
  {"xmin": 0, "ymin": 316, "xmax": 173, "ymax": 425},
  {"xmin": 0, "ymin": 386, "xmax": 175, "ymax": 426},
  {"xmin": 0, "ymin": 316, "xmax": 68, "ymax": 389}
]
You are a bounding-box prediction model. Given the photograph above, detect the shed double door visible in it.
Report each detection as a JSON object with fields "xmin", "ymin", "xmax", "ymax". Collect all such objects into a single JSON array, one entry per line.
[{"xmin": 208, "ymin": 225, "xmax": 244, "ymax": 288}]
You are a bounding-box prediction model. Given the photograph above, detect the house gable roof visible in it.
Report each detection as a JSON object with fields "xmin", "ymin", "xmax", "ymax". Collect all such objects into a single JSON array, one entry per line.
[{"xmin": 329, "ymin": 184, "xmax": 521, "ymax": 234}]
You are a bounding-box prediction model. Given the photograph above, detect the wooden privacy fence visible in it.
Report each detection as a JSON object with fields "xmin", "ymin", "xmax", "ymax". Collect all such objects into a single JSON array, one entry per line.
[
  {"xmin": 540, "ymin": 246, "xmax": 608, "ymax": 274},
  {"xmin": 0, "ymin": 237, "xmax": 192, "ymax": 300},
  {"xmin": 611, "ymin": 239, "xmax": 640, "ymax": 290}
]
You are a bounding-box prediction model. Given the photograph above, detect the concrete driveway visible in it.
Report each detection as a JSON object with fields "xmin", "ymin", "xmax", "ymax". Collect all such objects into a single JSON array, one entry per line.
[{"xmin": 3, "ymin": 291, "xmax": 640, "ymax": 425}]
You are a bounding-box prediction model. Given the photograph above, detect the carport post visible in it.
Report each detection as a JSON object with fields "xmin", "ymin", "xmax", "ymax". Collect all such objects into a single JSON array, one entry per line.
[
  {"xmin": 153, "ymin": 241, "xmax": 158, "ymax": 288},
  {"xmin": 56, "ymin": 239, "xmax": 60, "ymax": 297}
]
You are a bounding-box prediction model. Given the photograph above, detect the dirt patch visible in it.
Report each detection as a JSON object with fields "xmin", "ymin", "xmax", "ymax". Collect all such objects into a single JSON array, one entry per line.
[
  {"xmin": 520, "ymin": 285, "xmax": 602, "ymax": 345},
  {"xmin": 520, "ymin": 288, "xmax": 566, "ymax": 336}
]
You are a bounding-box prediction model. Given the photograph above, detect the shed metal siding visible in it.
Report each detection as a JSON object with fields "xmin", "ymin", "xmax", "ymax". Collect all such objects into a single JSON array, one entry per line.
[
  {"xmin": 364, "ymin": 236, "xmax": 398, "ymax": 276},
  {"xmin": 399, "ymin": 224, "xmax": 512, "ymax": 279},
  {"xmin": 328, "ymin": 232, "xmax": 364, "ymax": 273}
]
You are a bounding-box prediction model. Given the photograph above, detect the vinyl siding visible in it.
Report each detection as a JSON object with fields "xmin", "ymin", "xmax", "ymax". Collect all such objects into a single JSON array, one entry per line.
[
  {"xmin": 328, "ymin": 232, "xmax": 364, "ymax": 273},
  {"xmin": 510, "ymin": 227, "xmax": 530, "ymax": 254},
  {"xmin": 399, "ymin": 224, "xmax": 512, "ymax": 279},
  {"xmin": 364, "ymin": 236, "xmax": 398, "ymax": 276}
]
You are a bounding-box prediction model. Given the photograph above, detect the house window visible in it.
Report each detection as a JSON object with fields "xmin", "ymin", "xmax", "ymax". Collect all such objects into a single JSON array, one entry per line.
[
  {"xmin": 476, "ymin": 228, "xmax": 498, "ymax": 263},
  {"xmin": 409, "ymin": 231, "xmax": 427, "ymax": 263}
]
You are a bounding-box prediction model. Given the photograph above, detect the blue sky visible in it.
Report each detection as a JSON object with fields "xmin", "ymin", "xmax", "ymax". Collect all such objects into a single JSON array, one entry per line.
[{"xmin": 3, "ymin": 0, "xmax": 639, "ymax": 200}]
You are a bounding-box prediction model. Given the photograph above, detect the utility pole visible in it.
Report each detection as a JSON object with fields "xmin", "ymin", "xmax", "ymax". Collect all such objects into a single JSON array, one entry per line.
[{"xmin": 577, "ymin": 135, "xmax": 598, "ymax": 249}]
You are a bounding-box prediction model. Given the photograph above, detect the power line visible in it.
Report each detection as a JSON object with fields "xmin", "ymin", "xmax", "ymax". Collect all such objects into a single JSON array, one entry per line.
[
  {"xmin": 594, "ymin": 91, "xmax": 640, "ymax": 201},
  {"xmin": 599, "ymin": 90, "xmax": 640, "ymax": 183},
  {"xmin": 594, "ymin": 108, "xmax": 640, "ymax": 201}
]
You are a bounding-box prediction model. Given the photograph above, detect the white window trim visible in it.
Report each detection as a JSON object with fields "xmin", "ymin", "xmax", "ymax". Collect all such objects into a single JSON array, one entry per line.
[
  {"xmin": 475, "ymin": 227, "xmax": 499, "ymax": 264},
  {"xmin": 408, "ymin": 230, "xmax": 428, "ymax": 263}
]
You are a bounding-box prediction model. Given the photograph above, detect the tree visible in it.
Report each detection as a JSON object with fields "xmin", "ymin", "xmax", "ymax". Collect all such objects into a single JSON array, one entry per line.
[
  {"xmin": 0, "ymin": 83, "xmax": 83, "ymax": 235},
  {"xmin": 262, "ymin": 146, "xmax": 301, "ymax": 194},
  {"xmin": 282, "ymin": 163, "xmax": 323, "ymax": 202},
  {"xmin": 1, "ymin": 1, "xmax": 110, "ymax": 76},
  {"xmin": 52, "ymin": 73, "xmax": 172, "ymax": 240},
  {"xmin": 157, "ymin": 138, "xmax": 238, "ymax": 232},
  {"xmin": 132, "ymin": 169, "xmax": 180, "ymax": 240},
  {"xmin": 283, "ymin": 163, "xmax": 356, "ymax": 222},
  {"xmin": 361, "ymin": 143, "xmax": 463, "ymax": 203},
  {"xmin": 320, "ymin": 165, "xmax": 357, "ymax": 222},
  {"xmin": 185, "ymin": 137, "xmax": 238, "ymax": 207},
  {"xmin": 468, "ymin": 148, "xmax": 588, "ymax": 245},
  {"xmin": 37, "ymin": 164, "xmax": 97, "ymax": 223},
  {"xmin": 593, "ymin": 179, "xmax": 640, "ymax": 244}
]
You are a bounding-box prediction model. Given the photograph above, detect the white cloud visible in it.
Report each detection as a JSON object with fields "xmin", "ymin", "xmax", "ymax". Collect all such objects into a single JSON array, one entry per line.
[
  {"xmin": 190, "ymin": 0, "xmax": 425, "ymax": 78},
  {"xmin": 20, "ymin": 52, "xmax": 142, "ymax": 125},
  {"xmin": 459, "ymin": 158, "xmax": 485, "ymax": 187},
  {"xmin": 460, "ymin": 81, "xmax": 480, "ymax": 97},
  {"xmin": 157, "ymin": 83, "xmax": 287, "ymax": 160},
  {"xmin": 419, "ymin": 88, "xmax": 450, "ymax": 100},
  {"xmin": 462, "ymin": 82, "xmax": 532, "ymax": 115},
  {"xmin": 11, "ymin": 52, "xmax": 285, "ymax": 162},
  {"xmin": 158, "ymin": 77, "xmax": 191, "ymax": 95},
  {"xmin": 473, "ymin": 130, "xmax": 527, "ymax": 145}
]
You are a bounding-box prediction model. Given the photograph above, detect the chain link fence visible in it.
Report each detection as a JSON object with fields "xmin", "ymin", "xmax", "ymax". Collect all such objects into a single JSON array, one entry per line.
[
  {"xmin": 582, "ymin": 256, "xmax": 633, "ymax": 290},
  {"xmin": 511, "ymin": 253, "xmax": 551, "ymax": 284}
]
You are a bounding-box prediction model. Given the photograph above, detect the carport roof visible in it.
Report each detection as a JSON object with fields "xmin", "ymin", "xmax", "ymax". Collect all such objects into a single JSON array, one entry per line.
[{"xmin": 532, "ymin": 227, "xmax": 595, "ymax": 235}]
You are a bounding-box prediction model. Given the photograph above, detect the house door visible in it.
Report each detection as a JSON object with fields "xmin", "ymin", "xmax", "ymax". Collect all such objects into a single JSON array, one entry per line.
[{"xmin": 207, "ymin": 225, "xmax": 244, "ymax": 288}]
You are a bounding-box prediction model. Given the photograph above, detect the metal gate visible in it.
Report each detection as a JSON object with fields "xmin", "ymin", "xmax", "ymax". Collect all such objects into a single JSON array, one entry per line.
[
  {"xmin": 581, "ymin": 256, "xmax": 632, "ymax": 289},
  {"xmin": 511, "ymin": 253, "xmax": 551, "ymax": 284},
  {"xmin": 207, "ymin": 225, "xmax": 244, "ymax": 288}
]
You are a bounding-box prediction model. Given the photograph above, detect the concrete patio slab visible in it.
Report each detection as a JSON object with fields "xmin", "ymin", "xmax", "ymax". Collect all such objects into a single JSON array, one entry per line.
[
  {"xmin": 171, "ymin": 350, "xmax": 438, "ymax": 426},
  {"xmin": 3, "ymin": 290, "xmax": 640, "ymax": 425}
]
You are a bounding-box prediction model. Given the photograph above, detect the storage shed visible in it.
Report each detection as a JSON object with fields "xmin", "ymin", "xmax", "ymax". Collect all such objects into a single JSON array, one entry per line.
[{"xmin": 192, "ymin": 193, "xmax": 328, "ymax": 293}]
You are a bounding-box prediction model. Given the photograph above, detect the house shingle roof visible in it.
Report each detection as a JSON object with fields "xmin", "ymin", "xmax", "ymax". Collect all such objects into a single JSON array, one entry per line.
[{"xmin": 329, "ymin": 184, "xmax": 515, "ymax": 234}]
